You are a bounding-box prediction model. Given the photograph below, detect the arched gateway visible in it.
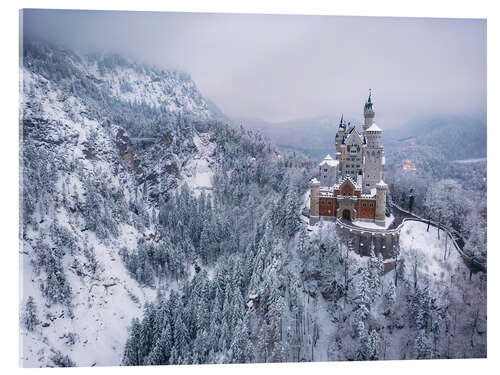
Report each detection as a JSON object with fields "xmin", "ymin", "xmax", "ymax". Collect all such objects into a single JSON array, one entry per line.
[{"xmin": 342, "ymin": 209, "xmax": 351, "ymax": 220}]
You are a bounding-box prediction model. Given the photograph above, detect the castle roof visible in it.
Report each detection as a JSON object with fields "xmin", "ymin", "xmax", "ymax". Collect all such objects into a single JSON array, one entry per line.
[
  {"xmin": 319, "ymin": 154, "xmax": 339, "ymax": 167},
  {"xmin": 338, "ymin": 176, "xmax": 362, "ymax": 191},
  {"xmin": 344, "ymin": 127, "xmax": 365, "ymax": 145},
  {"xmin": 366, "ymin": 123, "xmax": 382, "ymax": 132},
  {"xmin": 338, "ymin": 114, "xmax": 346, "ymax": 129},
  {"xmin": 364, "ymin": 89, "xmax": 374, "ymax": 112}
]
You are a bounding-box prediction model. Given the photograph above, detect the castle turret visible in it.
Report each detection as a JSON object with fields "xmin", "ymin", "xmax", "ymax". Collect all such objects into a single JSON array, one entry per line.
[
  {"xmin": 335, "ymin": 114, "xmax": 346, "ymax": 153},
  {"xmin": 309, "ymin": 178, "xmax": 320, "ymax": 225},
  {"xmin": 375, "ymin": 180, "xmax": 388, "ymax": 225},
  {"xmin": 363, "ymin": 89, "xmax": 375, "ymax": 131}
]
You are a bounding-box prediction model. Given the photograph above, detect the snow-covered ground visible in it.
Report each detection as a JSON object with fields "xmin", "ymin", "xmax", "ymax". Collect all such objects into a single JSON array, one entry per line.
[
  {"xmin": 20, "ymin": 222, "xmax": 157, "ymax": 367},
  {"xmin": 398, "ymin": 220, "xmax": 465, "ymax": 293},
  {"xmin": 352, "ymin": 214, "xmax": 394, "ymax": 230}
]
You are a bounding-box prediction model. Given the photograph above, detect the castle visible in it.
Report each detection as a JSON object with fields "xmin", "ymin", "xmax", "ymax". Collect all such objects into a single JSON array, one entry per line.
[{"xmin": 309, "ymin": 91, "xmax": 388, "ymax": 226}]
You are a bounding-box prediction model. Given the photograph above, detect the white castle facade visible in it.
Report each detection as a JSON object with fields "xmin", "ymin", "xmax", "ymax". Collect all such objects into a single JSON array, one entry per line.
[{"xmin": 309, "ymin": 91, "xmax": 387, "ymax": 225}]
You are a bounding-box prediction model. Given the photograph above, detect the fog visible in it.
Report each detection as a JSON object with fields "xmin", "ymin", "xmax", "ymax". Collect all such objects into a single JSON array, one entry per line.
[{"xmin": 22, "ymin": 9, "xmax": 486, "ymax": 128}]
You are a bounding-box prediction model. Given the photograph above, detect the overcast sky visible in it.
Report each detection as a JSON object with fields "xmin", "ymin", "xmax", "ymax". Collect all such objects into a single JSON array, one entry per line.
[{"xmin": 22, "ymin": 9, "xmax": 486, "ymax": 127}]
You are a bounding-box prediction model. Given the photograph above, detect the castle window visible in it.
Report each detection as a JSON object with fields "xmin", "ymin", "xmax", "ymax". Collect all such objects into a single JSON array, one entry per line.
[
  {"xmin": 323, "ymin": 169, "xmax": 328, "ymax": 172},
  {"xmin": 328, "ymin": 201, "xmax": 332, "ymax": 205},
  {"xmin": 362, "ymin": 203, "xmax": 366, "ymax": 207},
  {"xmin": 370, "ymin": 203, "xmax": 374, "ymax": 207}
]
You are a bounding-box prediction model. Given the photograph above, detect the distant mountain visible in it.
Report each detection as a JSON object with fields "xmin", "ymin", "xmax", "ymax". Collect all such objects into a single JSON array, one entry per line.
[
  {"xmin": 384, "ymin": 114, "xmax": 487, "ymax": 163},
  {"xmin": 22, "ymin": 39, "xmax": 222, "ymax": 138},
  {"xmin": 241, "ymin": 113, "xmax": 487, "ymax": 164}
]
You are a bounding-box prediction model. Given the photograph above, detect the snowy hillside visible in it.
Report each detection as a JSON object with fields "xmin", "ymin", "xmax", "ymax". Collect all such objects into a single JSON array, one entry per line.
[
  {"xmin": 20, "ymin": 39, "xmax": 315, "ymax": 367},
  {"xmin": 22, "ymin": 39, "xmax": 219, "ymax": 137},
  {"xmin": 20, "ymin": 40, "xmax": 224, "ymax": 367},
  {"xmin": 21, "ymin": 65, "xmax": 165, "ymax": 367}
]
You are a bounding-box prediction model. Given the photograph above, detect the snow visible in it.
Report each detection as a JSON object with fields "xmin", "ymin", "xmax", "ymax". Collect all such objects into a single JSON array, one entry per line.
[
  {"xmin": 352, "ymin": 214, "xmax": 394, "ymax": 230},
  {"xmin": 86, "ymin": 60, "xmax": 213, "ymax": 121},
  {"xmin": 21, "ymin": 219, "xmax": 157, "ymax": 367},
  {"xmin": 181, "ymin": 133, "xmax": 215, "ymax": 196},
  {"xmin": 398, "ymin": 221, "xmax": 463, "ymax": 285},
  {"xmin": 319, "ymin": 154, "xmax": 339, "ymax": 167},
  {"xmin": 365, "ymin": 123, "xmax": 382, "ymax": 132}
]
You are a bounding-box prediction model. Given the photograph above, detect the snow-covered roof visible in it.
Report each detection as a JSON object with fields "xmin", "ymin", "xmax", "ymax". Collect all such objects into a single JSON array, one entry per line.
[
  {"xmin": 310, "ymin": 178, "xmax": 320, "ymax": 185},
  {"xmin": 319, "ymin": 154, "xmax": 339, "ymax": 167},
  {"xmin": 366, "ymin": 123, "xmax": 382, "ymax": 132},
  {"xmin": 376, "ymin": 180, "xmax": 388, "ymax": 188},
  {"xmin": 339, "ymin": 176, "xmax": 361, "ymax": 190}
]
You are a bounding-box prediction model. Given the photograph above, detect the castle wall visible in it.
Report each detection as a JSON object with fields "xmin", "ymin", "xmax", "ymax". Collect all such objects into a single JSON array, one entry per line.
[
  {"xmin": 357, "ymin": 199, "xmax": 376, "ymax": 219},
  {"xmin": 336, "ymin": 223, "xmax": 397, "ymax": 259},
  {"xmin": 319, "ymin": 197, "xmax": 336, "ymax": 217}
]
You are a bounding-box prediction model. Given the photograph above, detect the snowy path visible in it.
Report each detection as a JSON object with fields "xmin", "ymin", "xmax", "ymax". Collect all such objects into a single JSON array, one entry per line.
[{"xmin": 451, "ymin": 157, "xmax": 486, "ymax": 164}]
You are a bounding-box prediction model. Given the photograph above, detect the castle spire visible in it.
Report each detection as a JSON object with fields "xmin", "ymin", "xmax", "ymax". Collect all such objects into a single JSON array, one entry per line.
[{"xmin": 363, "ymin": 89, "xmax": 375, "ymax": 131}]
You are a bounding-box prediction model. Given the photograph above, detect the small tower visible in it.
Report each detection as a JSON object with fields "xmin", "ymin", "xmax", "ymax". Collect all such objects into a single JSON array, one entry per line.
[
  {"xmin": 375, "ymin": 180, "xmax": 388, "ymax": 225},
  {"xmin": 363, "ymin": 89, "xmax": 375, "ymax": 132},
  {"xmin": 319, "ymin": 154, "xmax": 338, "ymax": 186},
  {"xmin": 309, "ymin": 178, "xmax": 321, "ymax": 225}
]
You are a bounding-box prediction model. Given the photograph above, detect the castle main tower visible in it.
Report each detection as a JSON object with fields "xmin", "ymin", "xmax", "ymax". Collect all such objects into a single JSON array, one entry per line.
[
  {"xmin": 361, "ymin": 90, "xmax": 385, "ymax": 193},
  {"xmin": 363, "ymin": 89, "xmax": 375, "ymax": 131}
]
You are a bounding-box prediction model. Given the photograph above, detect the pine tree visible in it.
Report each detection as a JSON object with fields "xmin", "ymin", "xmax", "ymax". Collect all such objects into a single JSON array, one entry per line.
[{"xmin": 21, "ymin": 296, "xmax": 39, "ymax": 332}]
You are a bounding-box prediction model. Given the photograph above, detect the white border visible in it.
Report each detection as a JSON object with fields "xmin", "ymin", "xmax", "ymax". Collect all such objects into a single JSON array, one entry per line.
[{"xmin": 2, "ymin": 1, "xmax": 497, "ymax": 374}]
